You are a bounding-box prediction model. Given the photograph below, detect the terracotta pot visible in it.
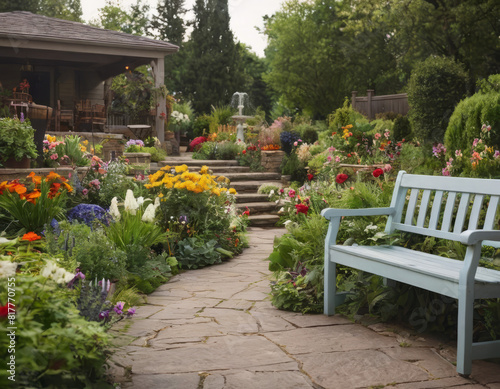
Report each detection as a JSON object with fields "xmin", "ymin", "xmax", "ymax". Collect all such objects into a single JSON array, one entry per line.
[
  {"xmin": 3, "ymin": 156, "xmax": 31, "ymax": 169},
  {"xmin": 165, "ymin": 131, "xmax": 175, "ymax": 140}
]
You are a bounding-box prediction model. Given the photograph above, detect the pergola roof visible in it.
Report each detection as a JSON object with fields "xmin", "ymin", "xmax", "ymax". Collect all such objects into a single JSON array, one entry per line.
[{"xmin": 0, "ymin": 11, "xmax": 178, "ymax": 78}]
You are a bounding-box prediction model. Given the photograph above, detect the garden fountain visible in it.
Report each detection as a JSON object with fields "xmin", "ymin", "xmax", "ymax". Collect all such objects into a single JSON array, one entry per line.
[{"xmin": 231, "ymin": 92, "xmax": 253, "ymax": 143}]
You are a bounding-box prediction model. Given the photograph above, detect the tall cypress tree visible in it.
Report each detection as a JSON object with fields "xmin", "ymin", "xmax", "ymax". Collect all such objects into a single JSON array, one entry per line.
[
  {"xmin": 183, "ymin": 0, "xmax": 244, "ymax": 114},
  {"xmin": 152, "ymin": 0, "xmax": 187, "ymax": 94}
]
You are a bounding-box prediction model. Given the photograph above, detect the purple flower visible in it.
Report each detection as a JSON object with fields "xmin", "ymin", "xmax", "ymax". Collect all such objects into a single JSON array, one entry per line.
[
  {"xmin": 114, "ymin": 301, "xmax": 125, "ymax": 315},
  {"xmin": 179, "ymin": 215, "xmax": 188, "ymax": 224},
  {"xmin": 20, "ymin": 112, "xmax": 24, "ymax": 123},
  {"xmin": 127, "ymin": 307, "xmax": 136, "ymax": 317},
  {"xmin": 75, "ymin": 272, "xmax": 85, "ymax": 280},
  {"xmin": 99, "ymin": 310, "xmax": 110, "ymax": 321}
]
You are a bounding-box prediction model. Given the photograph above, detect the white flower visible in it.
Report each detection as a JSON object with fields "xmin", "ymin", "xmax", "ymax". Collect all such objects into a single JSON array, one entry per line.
[
  {"xmin": 142, "ymin": 204, "xmax": 156, "ymax": 222},
  {"xmin": 364, "ymin": 223, "xmax": 378, "ymax": 233},
  {"xmin": 41, "ymin": 261, "xmax": 74, "ymax": 284},
  {"xmin": 137, "ymin": 196, "xmax": 145, "ymax": 207},
  {"xmin": 268, "ymin": 190, "xmax": 275, "ymax": 197},
  {"xmin": 154, "ymin": 197, "xmax": 161, "ymax": 209},
  {"xmin": 284, "ymin": 220, "xmax": 292, "ymax": 226},
  {"xmin": 278, "ymin": 207, "xmax": 285, "ymax": 215},
  {"xmin": 124, "ymin": 189, "xmax": 138, "ymax": 215},
  {"xmin": 110, "ymin": 197, "xmax": 121, "ymax": 220},
  {"xmin": 0, "ymin": 260, "xmax": 17, "ymax": 278}
]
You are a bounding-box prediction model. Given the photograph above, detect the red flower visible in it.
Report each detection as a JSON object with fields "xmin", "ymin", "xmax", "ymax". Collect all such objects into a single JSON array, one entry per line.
[
  {"xmin": 335, "ymin": 173, "xmax": 348, "ymax": 184},
  {"xmin": 295, "ymin": 203, "xmax": 309, "ymax": 215},
  {"xmin": 372, "ymin": 168, "xmax": 384, "ymax": 178},
  {"xmin": 307, "ymin": 173, "xmax": 314, "ymax": 181},
  {"xmin": 242, "ymin": 150, "xmax": 246, "ymax": 154},
  {"xmin": 0, "ymin": 303, "xmax": 9, "ymax": 318},
  {"xmin": 22, "ymin": 232, "xmax": 42, "ymax": 241}
]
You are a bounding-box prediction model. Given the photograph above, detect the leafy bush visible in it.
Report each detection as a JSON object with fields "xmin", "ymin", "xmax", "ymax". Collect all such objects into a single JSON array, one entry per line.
[
  {"xmin": 407, "ymin": 56, "xmax": 468, "ymax": 143},
  {"xmin": 392, "ymin": 115, "xmax": 412, "ymax": 140},
  {"xmin": 215, "ymin": 141, "xmax": 243, "ymax": 160},
  {"xmin": 175, "ymin": 237, "xmax": 222, "ymax": 269},
  {"xmin": 0, "ymin": 275, "xmax": 110, "ymax": 388},
  {"xmin": 328, "ymin": 99, "xmax": 366, "ymax": 131},
  {"xmin": 71, "ymin": 228, "xmax": 127, "ymax": 281},
  {"xmin": 192, "ymin": 114, "xmax": 211, "ymax": 138},
  {"xmin": 444, "ymin": 92, "xmax": 500, "ymax": 155},
  {"xmin": 192, "ymin": 141, "xmax": 217, "ymax": 160},
  {"xmin": 0, "ymin": 117, "xmax": 38, "ymax": 164},
  {"xmin": 142, "ymin": 146, "xmax": 167, "ymax": 162},
  {"xmin": 296, "ymin": 124, "xmax": 319, "ymax": 144}
]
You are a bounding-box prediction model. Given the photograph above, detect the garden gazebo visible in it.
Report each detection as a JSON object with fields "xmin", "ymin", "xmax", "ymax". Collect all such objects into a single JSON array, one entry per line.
[{"xmin": 0, "ymin": 11, "xmax": 178, "ymax": 143}]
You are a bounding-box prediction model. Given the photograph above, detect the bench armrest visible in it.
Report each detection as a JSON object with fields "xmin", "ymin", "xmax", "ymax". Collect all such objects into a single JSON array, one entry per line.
[
  {"xmin": 321, "ymin": 207, "xmax": 396, "ymax": 220},
  {"xmin": 459, "ymin": 230, "xmax": 500, "ymax": 246}
]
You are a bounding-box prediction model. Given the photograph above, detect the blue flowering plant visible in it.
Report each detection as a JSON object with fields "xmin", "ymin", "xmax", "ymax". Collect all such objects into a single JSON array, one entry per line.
[{"xmin": 66, "ymin": 204, "xmax": 111, "ymax": 227}]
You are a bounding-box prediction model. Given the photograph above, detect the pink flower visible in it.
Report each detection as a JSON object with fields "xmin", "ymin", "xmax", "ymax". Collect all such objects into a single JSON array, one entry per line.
[
  {"xmin": 293, "ymin": 141, "xmax": 298, "ymax": 147},
  {"xmin": 335, "ymin": 156, "xmax": 341, "ymax": 163},
  {"xmin": 327, "ymin": 156, "xmax": 332, "ymax": 162},
  {"xmin": 442, "ymin": 168, "xmax": 450, "ymax": 176},
  {"xmin": 50, "ymin": 153, "xmax": 59, "ymax": 160},
  {"xmin": 374, "ymin": 133, "xmax": 381, "ymax": 140},
  {"xmin": 383, "ymin": 164, "xmax": 392, "ymax": 172},
  {"xmin": 82, "ymin": 189, "xmax": 89, "ymax": 195},
  {"xmin": 288, "ymin": 189, "xmax": 296, "ymax": 198},
  {"xmin": 494, "ymin": 150, "xmax": 500, "ymax": 159}
]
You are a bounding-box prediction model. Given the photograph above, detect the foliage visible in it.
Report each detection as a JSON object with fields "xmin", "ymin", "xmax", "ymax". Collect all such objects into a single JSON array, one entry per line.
[
  {"xmin": 236, "ymin": 143, "xmax": 263, "ymax": 171},
  {"xmin": 0, "ymin": 117, "xmax": 38, "ymax": 164},
  {"xmin": 71, "ymin": 228, "xmax": 127, "ymax": 281},
  {"xmin": 0, "ymin": 172, "xmax": 72, "ymax": 233},
  {"xmin": 0, "ymin": 0, "xmax": 83, "ymax": 22},
  {"xmin": 407, "ymin": 56, "xmax": 468, "ymax": 144},
  {"xmin": 43, "ymin": 134, "xmax": 90, "ymax": 168},
  {"xmin": 175, "ymin": 236, "xmax": 222, "ymax": 269},
  {"xmin": 142, "ymin": 146, "xmax": 167, "ymax": 162},
  {"xmin": 444, "ymin": 91, "xmax": 500, "ymax": 155},
  {"xmin": 0, "ymin": 275, "xmax": 110, "ymax": 388},
  {"xmin": 298, "ymin": 125, "xmax": 319, "ymax": 145},
  {"xmin": 392, "ymin": 115, "xmax": 412, "ymax": 141},
  {"xmin": 192, "ymin": 141, "xmax": 243, "ymax": 160}
]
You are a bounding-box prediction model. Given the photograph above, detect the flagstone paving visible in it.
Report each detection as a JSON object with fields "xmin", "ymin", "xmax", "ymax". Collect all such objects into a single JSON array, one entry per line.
[{"xmin": 110, "ymin": 227, "xmax": 500, "ymax": 389}]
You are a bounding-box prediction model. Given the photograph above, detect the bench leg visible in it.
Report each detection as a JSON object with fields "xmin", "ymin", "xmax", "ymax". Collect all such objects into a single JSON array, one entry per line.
[
  {"xmin": 324, "ymin": 258, "xmax": 337, "ymax": 316},
  {"xmin": 456, "ymin": 293, "xmax": 473, "ymax": 376}
]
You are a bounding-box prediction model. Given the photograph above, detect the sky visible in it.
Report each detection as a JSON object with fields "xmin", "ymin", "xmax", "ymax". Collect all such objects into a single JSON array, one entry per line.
[{"xmin": 81, "ymin": 0, "xmax": 286, "ymax": 57}]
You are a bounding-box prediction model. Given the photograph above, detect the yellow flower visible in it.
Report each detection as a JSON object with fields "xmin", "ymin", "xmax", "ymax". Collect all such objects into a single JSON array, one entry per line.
[
  {"xmin": 46, "ymin": 135, "xmax": 56, "ymax": 143},
  {"xmin": 160, "ymin": 165, "xmax": 171, "ymax": 171},
  {"xmin": 175, "ymin": 164, "xmax": 188, "ymax": 173},
  {"xmin": 186, "ymin": 181, "xmax": 196, "ymax": 192},
  {"xmin": 158, "ymin": 192, "xmax": 164, "ymax": 198},
  {"xmin": 220, "ymin": 187, "xmax": 228, "ymax": 192},
  {"xmin": 148, "ymin": 171, "xmax": 164, "ymax": 183},
  {"xmin": 80, "ymin": 145, "xmax": 87, "ymax": 152},
  {"xmin": 200, "ymin": 165, "xmax": 209, "ymax": 174},
  {"xmin": 212, "ymin": 188, "xmax": 221, "ymax": 196},
  {"xmin": 217, "ymin": 176, "xmax": 226, "ymax": 183},
  {"xmin": 82, "ymin": 140, "xmax": 89, "ymax": 145},
  {"xmin": 229, "ymin": 188, "xmax": 237, "ymax": 195}
]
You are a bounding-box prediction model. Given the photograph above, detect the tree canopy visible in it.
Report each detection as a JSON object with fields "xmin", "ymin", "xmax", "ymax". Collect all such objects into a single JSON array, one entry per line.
[{"xmin": 0, "ymin": 0, "xmax": 82, "ymax": 21}]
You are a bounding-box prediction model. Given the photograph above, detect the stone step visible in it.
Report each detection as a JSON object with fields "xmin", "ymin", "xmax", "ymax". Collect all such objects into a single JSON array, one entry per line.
[
  {"xmin": 158, "ymin": 159, "xmax": 239, "ymax": 167},
  {"xmin": 235, "ymin": 193, "xmax": 269, "ymax": 203},
  {"xmin": 248, "ymin": 214, "xmax": 281, "ymax": 227},
  {"xmin": 231, "ymin": 180, "xmax": 283, "ymax": 194},
  {"xmin": 148, "ymin": 165, "xmax": 251, "ymax": 174},
  {"xmin": 223, "ymin": 172, "xmax": 281, "ymax": 182},
  {"xmin": 237, "ymin": 202, "xmax": 279, "ymax": 215}
]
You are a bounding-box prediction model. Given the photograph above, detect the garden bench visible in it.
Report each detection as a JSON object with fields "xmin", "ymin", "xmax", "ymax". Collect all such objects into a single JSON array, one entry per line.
[{"xmin": 321, "ymin": 170, "xmax": 500, "ymax": 375}]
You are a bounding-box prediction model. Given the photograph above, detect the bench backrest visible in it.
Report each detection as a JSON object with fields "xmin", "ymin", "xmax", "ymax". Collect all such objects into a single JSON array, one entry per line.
[{"xmin": 386, "ymin": 171, "xmax": 500, "ymax": 243}]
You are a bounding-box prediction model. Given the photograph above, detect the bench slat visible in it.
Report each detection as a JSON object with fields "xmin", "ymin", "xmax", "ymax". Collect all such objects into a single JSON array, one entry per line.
[
  {"xmin": 400, "ymin": 174, "xmax": 500, "ymax": 195},
  {"xmin": 484, "ymin": 195, "xmax": 499, "ymax": 230},
  {"xmin": 441, "ymin": 192, "xmax": 457, "ymax": 232},
  {"xmin": 405, "ymin": 189, "xmax": 420, "ymax": 225},
  {"xmin": 468, "ymin": 195, "xmax": 484, "ymax": 230},
  {"xmin": 428, "ymin": 190, "xmax": 444, "ymax": 230},
  {"xmin": 453, "ymin": 194, "xmax": 471, "ymax": 234},
  {"xmin": 329, "ymin": 245, "xmax": 500, "ymax": 285},
  {"xmin": 416, "ymin": 189, "xmax": 431, "ymax": 227}
]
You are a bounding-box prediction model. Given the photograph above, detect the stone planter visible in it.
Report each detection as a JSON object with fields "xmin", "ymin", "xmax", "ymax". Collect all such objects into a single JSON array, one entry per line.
[
  {"xmin": 124, "ymin": 152, "xmax": 151, "ymax": 166},
  {"xmin": 2, "ymin": 156, "xmax": 31, "ymax": 169},
  {"xmin": 261, "ymin": 150, "xmax": 285, "ymax": 173}
]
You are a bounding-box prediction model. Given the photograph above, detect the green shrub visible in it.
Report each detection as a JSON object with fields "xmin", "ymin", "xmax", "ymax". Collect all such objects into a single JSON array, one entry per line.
[
  {"xmin": 392, "ymin": 115, "xmax": 412, "ymax": 140},
  {"xmin": 477, "ymin": 74, "xmax": 500, "ymax": 94},
  {"xmin": 368, "ymin": 118, "xmax": 394, "ymax": 135},
  {"xmin": 192, "ymin": 114, "xmax": 211, "ymax": 137},
  {"xmin": 298, "ymin": 125, "xmax": 319, "ymax": 144},
  {"xmin": 142, "ymin": 146, "xmax": 167, "ymax": 162},
  {"xmin": 72, "ymin": 228, "xmax": 127, "ymax": 280},
  {"xmin": 192, "ymin": 141, "xmax": 217, "ymax": 160},
  {"xmin": 328, "ymin": 99, "xmax": 366, "ymax": 130},
  {"xmin": 0, "ymin": 276, "xmax": 110, "ymax": 388},
  {"xmin": 444, "ymin": 92, "xmax": 500, "ymax": 154},
  {"xmin": 215, "ymin": 141, "xmax": 243, "ymax": 160},
  {"xmin": 407, "ymin": 56, "xmax": 468, "ymax": 144},
  {"xmin": 175, "ymin": 237, "xmax": 222, "ymax": 269}
]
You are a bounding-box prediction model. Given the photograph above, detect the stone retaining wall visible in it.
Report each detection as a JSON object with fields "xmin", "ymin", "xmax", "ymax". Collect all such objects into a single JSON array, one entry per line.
[{"xmin": 261, "ymin": 150, "xmax": 285, "ymax": 173}]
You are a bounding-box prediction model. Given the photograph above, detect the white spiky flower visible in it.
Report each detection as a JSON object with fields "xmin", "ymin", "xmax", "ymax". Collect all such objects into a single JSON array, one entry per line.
[
  {"xmin": 154, "ymin": 197, "xmax": 161, "ymax": 209},
  {"xmin": 110, "ymin": 197, "xmax": 121, "ymax": 220},
  {"xmin": 137, "ymin": 196, "xmax": 145, "ymax": 207},
  {"xmin": 142, "ymin": 204, "xmax": 156, "ymax": 222},
  {"xmin": 124, "ymin": 189, "xmax": 138, "ymax": 215}
]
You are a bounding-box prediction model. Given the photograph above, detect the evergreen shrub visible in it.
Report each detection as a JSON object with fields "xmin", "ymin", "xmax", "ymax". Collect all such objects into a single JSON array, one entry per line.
[{"xmin": 407, "ymin": 56, "xmax": 468, "ymax": 143}]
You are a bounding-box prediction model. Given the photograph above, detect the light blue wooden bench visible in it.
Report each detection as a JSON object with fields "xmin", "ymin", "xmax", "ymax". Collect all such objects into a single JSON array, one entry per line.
[{"xmin": 321, "ymin": 170, "xmax": 500, "ymax": 375}]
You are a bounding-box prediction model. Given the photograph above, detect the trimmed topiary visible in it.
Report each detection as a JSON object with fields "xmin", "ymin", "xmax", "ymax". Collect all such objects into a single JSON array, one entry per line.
[{"xmin": 407, "ymin": 56, "xmax": 468, "ymax": 144}]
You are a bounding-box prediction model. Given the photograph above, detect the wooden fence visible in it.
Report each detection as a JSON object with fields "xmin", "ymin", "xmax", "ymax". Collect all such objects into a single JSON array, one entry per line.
[{"xmin": 352, "ymin": 90, "xmax": 409, "ymax": 119}]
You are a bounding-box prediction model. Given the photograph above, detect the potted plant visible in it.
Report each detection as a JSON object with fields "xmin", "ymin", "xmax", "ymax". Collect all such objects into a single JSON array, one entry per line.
[{"xmin": 0, "ymin": 117, "xmax": 38, "ymax": 168}]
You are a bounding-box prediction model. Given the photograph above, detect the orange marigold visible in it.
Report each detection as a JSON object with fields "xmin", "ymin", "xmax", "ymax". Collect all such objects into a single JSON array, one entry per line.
[{"xmin": 22, "ymin": 232, "xmax": 42, "ymax": 241}]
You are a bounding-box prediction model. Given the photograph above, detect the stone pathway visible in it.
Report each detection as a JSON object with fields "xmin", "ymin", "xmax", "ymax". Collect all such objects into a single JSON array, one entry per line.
[{"xmin": 110, "ymin": 227, "xmax": 500, "ymax": 389}]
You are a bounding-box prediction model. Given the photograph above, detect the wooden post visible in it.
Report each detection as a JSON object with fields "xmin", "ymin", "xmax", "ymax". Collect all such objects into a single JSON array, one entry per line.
[
  {"xmin": 367, "ymin": 89, "xmax": 374, "ymax": 119},
  {"xmin": 351, "ymin": 91, "xmax": 357, "ymax": 109},
  {"xmin": 151, "ymin": 57, "xmax": 165, "ymax": 144}
]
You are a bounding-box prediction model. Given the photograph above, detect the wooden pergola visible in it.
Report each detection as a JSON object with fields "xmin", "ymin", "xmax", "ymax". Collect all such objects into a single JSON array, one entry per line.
[{"xmin": 0, "ymin": 11, "xmax": 178, "ymax": 143}]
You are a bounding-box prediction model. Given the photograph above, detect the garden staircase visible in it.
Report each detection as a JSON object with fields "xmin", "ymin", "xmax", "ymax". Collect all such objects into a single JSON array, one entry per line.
[{"xmin": 155, "ymin": 158, "xmax": 283, "ymax": 227}]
